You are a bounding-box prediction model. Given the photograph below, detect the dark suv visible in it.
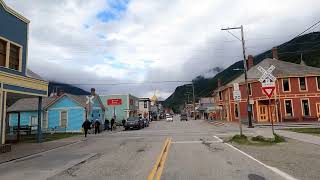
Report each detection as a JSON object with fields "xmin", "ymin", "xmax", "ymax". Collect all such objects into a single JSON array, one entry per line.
[
  {"xmin": 125, "ymin": 117, "xmax": 144, "ymax": 130},
  {"xmin": 180, "ymin": 113, "xmax": 188, "ymax": 121}
]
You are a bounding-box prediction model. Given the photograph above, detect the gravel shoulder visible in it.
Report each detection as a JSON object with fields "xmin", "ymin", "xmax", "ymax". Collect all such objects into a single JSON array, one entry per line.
[{"xmin": 232, "ymin": 138, "xmax": 320, "ymax": 180}]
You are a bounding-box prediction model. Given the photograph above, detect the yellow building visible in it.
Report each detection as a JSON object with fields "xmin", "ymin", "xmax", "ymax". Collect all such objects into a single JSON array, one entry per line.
[{"xmin": 0, "ymin": 0, "xmax": 48, "ymax": 145}]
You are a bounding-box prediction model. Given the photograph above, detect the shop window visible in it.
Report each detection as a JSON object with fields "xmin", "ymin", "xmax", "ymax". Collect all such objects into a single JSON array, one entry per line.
[
  {"xmin": 283, "ymin": 78, "xmax": 290, "ymax": 92},
  {"xmin": 219, "ymin": 91, "xmax": 222, "ymax": 101},
  {"xmin": 299, "ymin": 77, "xmax": 307, "ymax": 91},
  {"xmin": 285, "ymin": 100, "xmax": 293, "ymax": 117},
  {"xmin": 248, "ymin": 83, "xmax": 252, "ymax": 96},
  {"xmin": 60, "ymin": 111, "xmax": 68, "ymax": 128},
  {"xmin": 317, "ymin": 76, "xmax": 320, "ymax": 90},
  {"xmin": 302, "ymin": 100, "xmax": 310, "ymax": 116},
  {"xmin": 234, "ymin": 104, "xmax": 239, "ymax": 118},
  {"xmin": 0, "ymin": 39, "xmax": 6, "ymax": 67},
  {"xmin": 9, "ymin": 43, "xmax": 20, "ymax": 70},
  {"xmin": 144, "ymin": 101, "xmax": 147, "ymax": 108}
]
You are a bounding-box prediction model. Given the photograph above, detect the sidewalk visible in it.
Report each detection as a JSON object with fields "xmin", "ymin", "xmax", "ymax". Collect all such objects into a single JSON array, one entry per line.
[
  {"xmin": 246, "ymin": 126, "xmax": 320, "ymax": 146},
  {"xmin": 0, "ymin": 134, "xmax": 84, "ymax": 164}
]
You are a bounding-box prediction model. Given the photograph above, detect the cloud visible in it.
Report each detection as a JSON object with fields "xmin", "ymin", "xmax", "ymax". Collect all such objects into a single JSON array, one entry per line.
[{"xmin": 5, "ymin": 0, "xmax": 320, "ymax": 99}]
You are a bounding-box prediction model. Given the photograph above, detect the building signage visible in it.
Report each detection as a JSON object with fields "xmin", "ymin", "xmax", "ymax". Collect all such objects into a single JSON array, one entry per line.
[{"xmin": 107, "ymin": 99, "xmax": 122, "ymax": 105}]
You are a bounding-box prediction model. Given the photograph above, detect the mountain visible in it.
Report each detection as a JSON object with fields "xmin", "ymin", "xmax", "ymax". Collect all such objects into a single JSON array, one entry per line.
[
  {"xmin": 49, "ymin": 82, "xmax": 90, "ymax": 96},
  {"xmin": 164, "ymin": 32, "xmax": 320, "ymax": 112}
]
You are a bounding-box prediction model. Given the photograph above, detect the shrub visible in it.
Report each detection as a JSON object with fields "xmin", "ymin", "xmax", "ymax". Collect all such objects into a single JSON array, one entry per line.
[{"xmin": 273, "ymin": 133, "xmax": 286, "ymax": 143}]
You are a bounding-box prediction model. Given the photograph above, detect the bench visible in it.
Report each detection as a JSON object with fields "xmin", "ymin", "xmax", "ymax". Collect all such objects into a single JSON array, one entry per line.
[{"xmin": 13, "ymin": 125, "xmax": 32, "ymax": 135}]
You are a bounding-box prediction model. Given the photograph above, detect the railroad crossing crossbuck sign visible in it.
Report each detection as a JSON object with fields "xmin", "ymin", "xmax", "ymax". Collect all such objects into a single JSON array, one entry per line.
[
  {"xmin": 258, "ymin": 65, "xmax": 276, "ymax": 98},
  {"xmin": 86, "ymin": 96, "xmax": 94, "ymax": 105}
]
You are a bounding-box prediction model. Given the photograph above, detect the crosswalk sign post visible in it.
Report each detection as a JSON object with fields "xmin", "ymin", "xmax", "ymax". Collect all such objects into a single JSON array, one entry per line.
[{"xmin": 233, "ymin": 83, "xmax": 243, "ymax": 136}]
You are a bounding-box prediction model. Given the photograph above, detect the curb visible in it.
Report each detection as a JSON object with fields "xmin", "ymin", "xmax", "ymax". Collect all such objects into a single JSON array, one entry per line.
[{"xmin": 0, "ymin": 140, "xmax": 83, "ymax": 165}]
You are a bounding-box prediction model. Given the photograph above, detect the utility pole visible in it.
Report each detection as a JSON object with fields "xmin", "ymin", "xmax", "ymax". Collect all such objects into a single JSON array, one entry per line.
[
  {"xmin": 192, "ymin": 83, "xmax": 196, "ymax": 120},
  {"xmin": 221, "ymin": 25, "xmax": 253, "ymax": 128}
]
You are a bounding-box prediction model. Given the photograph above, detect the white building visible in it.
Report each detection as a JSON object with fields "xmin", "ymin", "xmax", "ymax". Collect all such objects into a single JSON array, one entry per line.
[{"xmin": 138, "ymin": 98, "xmax": 151, "ymax": 119}]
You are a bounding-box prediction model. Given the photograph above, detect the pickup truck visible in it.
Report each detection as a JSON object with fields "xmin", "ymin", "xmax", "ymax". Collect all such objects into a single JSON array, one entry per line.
[{"xmin": 166, "ymin": 114, "xmax": 173, "ymax": 122}]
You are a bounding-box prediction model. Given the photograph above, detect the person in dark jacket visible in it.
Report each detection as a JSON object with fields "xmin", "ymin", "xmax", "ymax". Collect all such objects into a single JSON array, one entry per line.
[
  {"xmin": 122, "ymin": 119, "xmax": 126, "ymax": 127},
  {"xmin": 105, "ymin": 119, "xmax": 109, "ymax": 130},
  {"xmin": 111, "ymin": 118, "xmax": 115, "ymax": 131},
  {"xmin": 94, "ymin": 120, "xmax": 101, "ymax": 134},
  {"xmin": 82, "ymin": 119, "xmax": 91, "ymax": 137}
]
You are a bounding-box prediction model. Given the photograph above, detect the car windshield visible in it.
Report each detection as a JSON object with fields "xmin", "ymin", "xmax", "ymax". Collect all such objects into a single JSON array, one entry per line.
[{"xmin": 127, "ymin": 117, "xmax": 139, "ymax": 121}]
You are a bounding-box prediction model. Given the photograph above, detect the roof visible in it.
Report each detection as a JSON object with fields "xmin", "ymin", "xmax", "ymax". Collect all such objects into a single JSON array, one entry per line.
[
  {"xmin": 26, "ymin": 69, "xmax": 46, "ymax": 81},
  {"xmin": 139, "ymin": 98, "xmax": 151, "ymax": 101},
  {"xmin": 0, "ymin": 0, "xmax": 30, "ymax": 23},
  {"xmin": 230, "ymin": 58, "xmax": 320, "ymax": 85},
  {"xmin": 7, "ymin": 97, "xmax": 56, "ymax": 112}
]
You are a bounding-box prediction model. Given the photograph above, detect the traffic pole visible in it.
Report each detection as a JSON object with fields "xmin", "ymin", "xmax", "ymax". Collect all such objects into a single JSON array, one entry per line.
[
  {"xmin": 238, "ymin": 102, "xmax": 243, "ymax": 136},
  {"xmin": 269, "ymin": 98, "xmax": 275, "ymax": 134}
]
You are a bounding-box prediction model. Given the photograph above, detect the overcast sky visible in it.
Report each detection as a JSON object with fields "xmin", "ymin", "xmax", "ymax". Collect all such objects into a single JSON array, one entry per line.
[{"xmin": 5, "ymin": 0, "xmax": 320, "ymax": 99}]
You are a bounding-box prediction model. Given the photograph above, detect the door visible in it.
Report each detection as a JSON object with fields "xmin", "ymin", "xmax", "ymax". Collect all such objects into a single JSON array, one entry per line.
[
  {"xmin": 317, "ymin": 103, "xmax": 320, "ymax": 120},
  {"xmin": 259, "ymin": 105, "xmax": 268, "ymax": 122}
]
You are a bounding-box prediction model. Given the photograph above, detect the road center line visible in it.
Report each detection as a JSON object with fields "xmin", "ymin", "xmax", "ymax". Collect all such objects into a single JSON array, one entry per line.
[
  {"xmin": 214, "ymin": 136, "xmax": 297, "ymax": 180},
  {"xmin": 171, "ymin": 140, "xmax": 220, "ymax": 144}
]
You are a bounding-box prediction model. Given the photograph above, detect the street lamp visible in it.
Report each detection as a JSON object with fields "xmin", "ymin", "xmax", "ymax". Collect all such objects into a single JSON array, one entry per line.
[
  {"xmin": 222, "ymin": 25, "xmax": 253, "ymax": 128},
  {"xmin": 186, "ymin": 83, "xmax": 196, "ymax": 120}
]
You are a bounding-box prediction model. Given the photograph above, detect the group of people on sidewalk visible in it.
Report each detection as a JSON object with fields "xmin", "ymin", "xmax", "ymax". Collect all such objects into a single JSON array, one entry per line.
[{"xmin": 81, "ymin": 118, "xmax": 117, "ymax": 137}]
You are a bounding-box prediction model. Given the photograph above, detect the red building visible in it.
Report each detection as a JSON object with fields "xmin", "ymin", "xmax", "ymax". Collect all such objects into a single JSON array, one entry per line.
[{"xmin": 213, "ymin": 49, "xmax": 320, "ymax": 123}]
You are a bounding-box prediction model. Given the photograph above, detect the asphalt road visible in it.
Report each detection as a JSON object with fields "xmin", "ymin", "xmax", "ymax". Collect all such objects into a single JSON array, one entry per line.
[{"xmin": 0, "ymin": 116, "xmax": 294, "ymax": 180}]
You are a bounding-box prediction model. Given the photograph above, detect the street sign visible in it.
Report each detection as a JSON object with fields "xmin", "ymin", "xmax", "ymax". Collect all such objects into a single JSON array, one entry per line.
[
  {"xmin": 107, "ymin": 99, "xmax": 122, "ymax": 105},
  {"xmin": 233, "ymin": 83, "xmax": 239, "ymax": 91},
  {"xmin": 258, "ymin": 65, "xmax": 276, "ymax": 83},
  {"xmin": 233, "ymin": 90, "xmax": 241, "ymax": 101},
  {"xmin": 86, "ymin": 96, "xmax": 94, "ymax": 104},
  {"xmin": 258, "ymin": 65, "xmax": 276, "ymax": 98},
  {"xmin": 261, "ymin": 86, "xmax": 276, "ymax": 98}
]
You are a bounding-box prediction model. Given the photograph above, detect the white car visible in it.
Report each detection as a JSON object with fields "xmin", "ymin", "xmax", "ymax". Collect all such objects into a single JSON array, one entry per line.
[{"xmin": 166, "ymin": 114, "xmax": 173, "ymax": 122}]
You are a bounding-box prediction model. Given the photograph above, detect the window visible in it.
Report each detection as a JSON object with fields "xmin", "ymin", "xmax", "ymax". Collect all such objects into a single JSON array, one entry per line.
[
  {"xmin": 299, "ymin": 77, "xmax": 307, "ymax": 91},
  {"xmin": 30, "ymin": 116, "xmax": 38, "ymax": 130},
  {"xmin": 0, "ymin": 39, "xmax": 6, "ymax": 67},
  {"xmin": 234, "ymin": 104, "xmax": 239, "ymax": 118},
  {"xmin": 60, "ymin": 111, "xmax": 67, "ymax": 128},
  {"xmin": 43, "ymin": 111, "xmax": 48, "ymax": 128},
  {"xmin": 144, "ymin": 101, "xmax": 147, "ymax": 108},
  {"xmin": 219, "ymin": 91, "xmax": 222, "ymax": 101},
  {"xmin": 9, "ymin": 44, "xmax": 20, "ymax": 70},
  {"xmin": 248, "ymin": 83, "xmax": 252, "ymax": 96},
  {"xmin": 285, "ymin": 100, "xmax": 293, "ymax": 116},
  {"xmin": 283, "ymin": 78, "xmax": 290, "ymax": 92},
  {"xmin": 317, "ymin": 76, "xmax": 320, "ymax": 90},
  {"xmin": 302, "ymin": 100, "xmax": 310, "ymax": 116}
]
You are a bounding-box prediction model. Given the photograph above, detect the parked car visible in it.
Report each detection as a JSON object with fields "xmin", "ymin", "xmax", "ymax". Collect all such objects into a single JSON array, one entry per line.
[
  {"xmin": 166, "ymin": 114, "xmax": 173, "ymax": 122},
  {"xmin": 180, "ymin": 113, "xmax": 188, "ymax": 121},
  {"xmin": 125, "ymin": 117, "xmax": 144, "ymax": 130},
  {"xmin": 141, "ymin": 118, "xmax": 150, "ymax": 127}
]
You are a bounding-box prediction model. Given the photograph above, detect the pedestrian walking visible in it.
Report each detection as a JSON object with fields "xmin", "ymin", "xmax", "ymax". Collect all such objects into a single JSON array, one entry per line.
[
  {"xmin": 105, "ymin": 119, "xmax": 109, "ymax": 130},
  {"xmin": 111, "ymin": 118, "xmax": 115, "ymax": 131},
  {"xmin": 94, "ymin": 120, "xmax": 101, "ymax": 134},
  {"xmin": 82, "ymin": 119, "xmax": 91, "ymax": 137},
  {"xmin": 122, "ymin": 119, "xmax": 126, "ymax": 127}
]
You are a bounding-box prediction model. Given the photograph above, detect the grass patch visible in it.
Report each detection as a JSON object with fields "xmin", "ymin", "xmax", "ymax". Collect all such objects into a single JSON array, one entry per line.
[
  {"xmin": 229, "ymin": 133, "xmax": 285, "ymax": 146},
  {"xmin": 286, "ymin": 128, "xmax": 320, "ymax": 136},
  {"xmin": 20, "ymin": 133, "xmax": 82, "ymax": 143}
]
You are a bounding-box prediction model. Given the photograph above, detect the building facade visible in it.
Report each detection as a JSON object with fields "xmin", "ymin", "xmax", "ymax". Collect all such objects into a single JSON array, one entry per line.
[
  {"xmin": 138, "ymin": 98, "xmax": 151, "ymax": 119},
  {"xmin": 0, "ymin": 0, "xmax": 48, "ymax": 145},
  {"xmin": 100, "ymin": 94, "xmax": 139, "ymax": 123},
  {"xmin": 8, "ymin": 94, "xmax": 105, "ymax": 132},
  {"xmin": 213, "ymin": 53, "xmax": 320, "ymax": 123}
]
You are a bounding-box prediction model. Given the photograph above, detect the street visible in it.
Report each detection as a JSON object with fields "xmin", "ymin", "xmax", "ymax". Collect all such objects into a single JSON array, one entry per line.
[{"xmin": 0, "ymin": 116, "xmax": 295, "ymax": 180}]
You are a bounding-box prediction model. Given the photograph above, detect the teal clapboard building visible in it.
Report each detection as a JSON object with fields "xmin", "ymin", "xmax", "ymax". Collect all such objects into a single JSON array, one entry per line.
[
  {"xmin": 100, "ymin": 94, "xmax": 139, "ymax": 123},
  {"xmin": 7, "ymin": 94, "xmax": 105, "ymax": 132}
]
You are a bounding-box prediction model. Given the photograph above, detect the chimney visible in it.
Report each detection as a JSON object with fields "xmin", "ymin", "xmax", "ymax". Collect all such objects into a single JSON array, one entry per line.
[
  {"xmin": 217, "ymin": 79, "xmax": 222, "ymax": 88},
  {"xmin": 57, "ymin": 89, "xmax": 64, "ymax": 96},
  {"xmin": 90, "ymin": 88, "xmax": 96, "ymax": 96},
  {"xmin": 272, "ymin": 47, "xmax": 278, "ymax": 60},
  {"xmin": 247, "ymin": 55, "xmax": 254, "ymax": 69}
]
